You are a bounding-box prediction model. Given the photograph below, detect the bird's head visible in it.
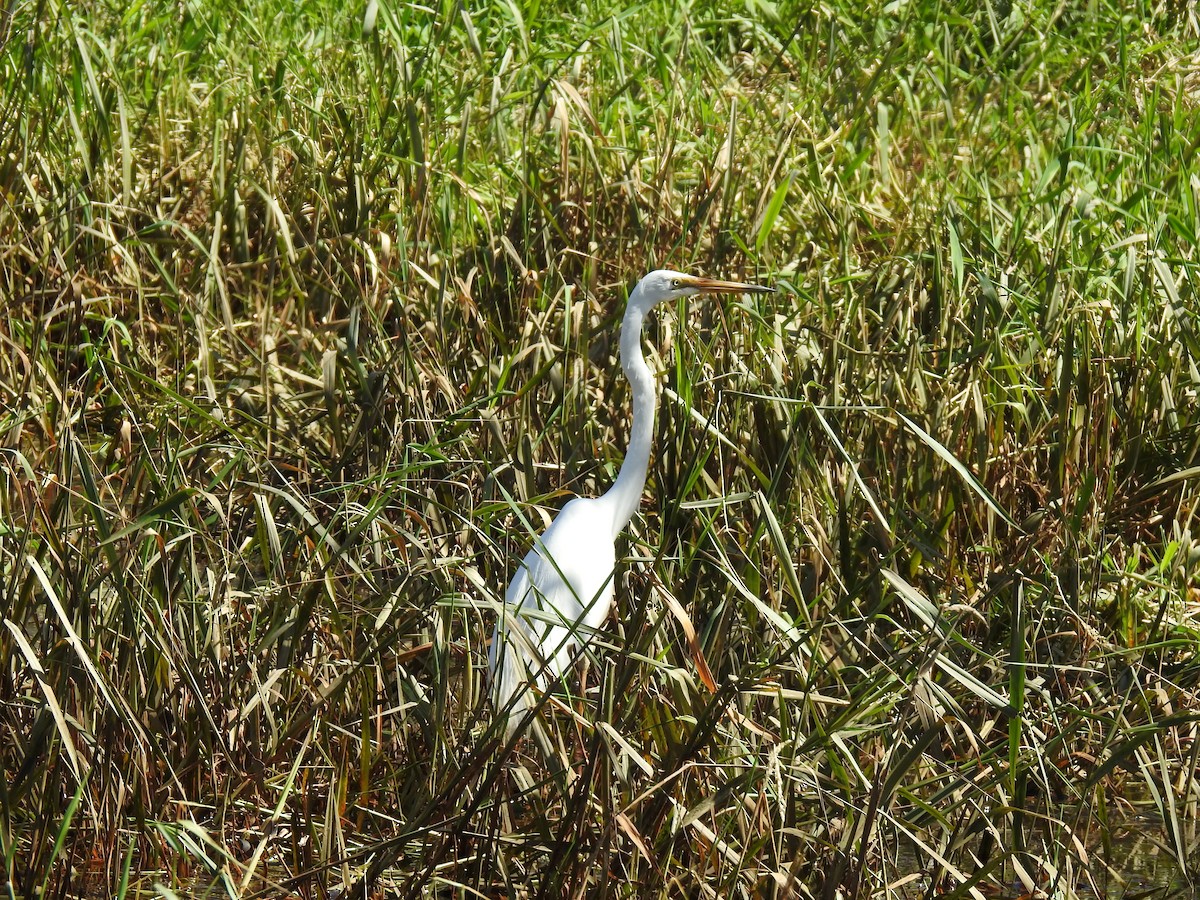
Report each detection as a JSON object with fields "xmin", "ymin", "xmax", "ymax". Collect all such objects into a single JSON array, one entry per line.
[{"xmin": 632, "ymin": 269, "xmax": 775, "ymax": 311}]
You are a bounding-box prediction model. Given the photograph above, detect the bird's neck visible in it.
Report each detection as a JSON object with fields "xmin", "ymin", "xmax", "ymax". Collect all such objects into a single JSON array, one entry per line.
[{"xmin": 598, "ymin": 298, "xmax": 655, "ymax": 540}]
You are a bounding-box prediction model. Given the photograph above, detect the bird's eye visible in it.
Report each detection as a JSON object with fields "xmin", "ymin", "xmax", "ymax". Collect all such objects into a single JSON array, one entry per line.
[{"xmin": 671, "ymin": 279, "xmax": 681, "ymax": 288}]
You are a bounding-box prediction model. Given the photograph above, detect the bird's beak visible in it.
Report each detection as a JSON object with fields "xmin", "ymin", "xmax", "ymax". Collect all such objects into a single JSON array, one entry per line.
[{"xmin": 685, "ymin": 276, "xmax": 775, "ymax": 296}]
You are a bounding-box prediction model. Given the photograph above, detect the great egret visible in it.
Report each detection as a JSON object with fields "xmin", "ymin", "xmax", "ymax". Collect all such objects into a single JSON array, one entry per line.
[{"xmin": 488, "ymin": 270, "xmax": 774, "ymax": 736}]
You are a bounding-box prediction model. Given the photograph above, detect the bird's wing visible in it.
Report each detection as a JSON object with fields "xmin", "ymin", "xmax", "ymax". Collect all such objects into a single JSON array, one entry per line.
[
  {"xmin": 525, "ymin": 497, "xmax": 617, "ymax": 633},
  {"xmin": 488, "ymin": 498, "xmax": 617, "ymax": 731},
  {"xmin": 488, "ymin": 556, "xmax": 542, "ymax": 727},
  {"xmin": 489, "ymin": 536, "xmax": 575, "ymax": 727}
]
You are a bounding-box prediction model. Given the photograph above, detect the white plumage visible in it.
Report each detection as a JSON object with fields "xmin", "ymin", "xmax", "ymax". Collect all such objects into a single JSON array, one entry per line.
[{"xmin": 488, "ymin": 270, "xmax": 773, "ymax": 736}]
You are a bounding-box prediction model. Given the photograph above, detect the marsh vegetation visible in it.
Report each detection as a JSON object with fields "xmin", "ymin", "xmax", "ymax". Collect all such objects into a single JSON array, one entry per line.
[{"xmin": 2, "ymin": 0, "xmax": 1199, "ymax": 897}]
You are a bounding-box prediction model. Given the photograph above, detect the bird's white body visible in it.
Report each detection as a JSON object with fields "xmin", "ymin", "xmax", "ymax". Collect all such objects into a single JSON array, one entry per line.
[
  {"xmin": 488, "ymin": 270, "xmax": 771, "ymax": 735},
  {"xmin": 488, "ymin": 497, "xmax": 616, "ymax": 707}
]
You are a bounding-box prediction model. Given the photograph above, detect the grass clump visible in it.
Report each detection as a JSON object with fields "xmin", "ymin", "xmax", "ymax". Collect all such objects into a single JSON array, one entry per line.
[{"xmin": 1, "ymin": 0, "xmax": 1198, "ymax": 897}]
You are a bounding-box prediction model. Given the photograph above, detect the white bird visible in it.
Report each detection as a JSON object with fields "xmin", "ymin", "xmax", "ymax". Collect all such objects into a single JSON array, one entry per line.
[{"xmin": 488, "ymin": 269, "xmax": 774, "ymax": 736}]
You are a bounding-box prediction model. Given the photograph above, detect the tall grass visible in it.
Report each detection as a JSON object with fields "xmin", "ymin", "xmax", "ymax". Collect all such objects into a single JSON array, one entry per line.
[{"xmin": 2, "ymin": 0, "xmax": 1198, "ymax": 896}]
